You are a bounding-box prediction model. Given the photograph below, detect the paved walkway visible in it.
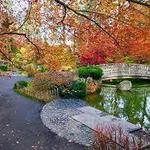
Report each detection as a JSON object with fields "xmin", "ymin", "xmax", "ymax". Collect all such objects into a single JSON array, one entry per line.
[
  {"xmin": 41, "ymin": 99, "xmax": 94, "ymax": 146},
  {"xmin": 0, "ymin": 76, "xmax": 84, "ymax": 150},
  {"xmin": 41, "ymin": 99, "xmax": 150, "ymax": 148}
]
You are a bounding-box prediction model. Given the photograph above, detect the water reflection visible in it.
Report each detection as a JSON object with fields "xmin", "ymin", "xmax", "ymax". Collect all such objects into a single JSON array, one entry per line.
[{"xmin": 85, "ymin": 86, "xmax": 150, "ymax": 131}]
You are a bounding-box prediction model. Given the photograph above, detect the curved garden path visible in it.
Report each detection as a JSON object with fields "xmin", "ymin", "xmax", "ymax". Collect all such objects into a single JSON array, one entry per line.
[{"xmin": 0, "ymin": 76, "xmax": 84, "ymax": 150}]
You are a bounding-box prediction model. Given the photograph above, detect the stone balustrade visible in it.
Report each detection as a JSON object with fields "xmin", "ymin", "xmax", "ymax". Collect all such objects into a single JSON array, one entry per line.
[{"xmin": 100, "ymin": 64, "xmax": 150, "ymax": 80}]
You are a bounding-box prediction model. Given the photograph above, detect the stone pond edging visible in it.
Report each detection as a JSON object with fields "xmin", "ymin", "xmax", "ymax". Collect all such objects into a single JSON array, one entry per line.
[
  {"xmin": 40, "ymin": 99, "xmax": 94, "ymax": 146},
  {"xmin": 40, "ymin": 99, "xmax": 150, "ymax": 147}
]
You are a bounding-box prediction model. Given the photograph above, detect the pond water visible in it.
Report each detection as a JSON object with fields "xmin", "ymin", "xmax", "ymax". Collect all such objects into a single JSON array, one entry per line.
[{"xmin": 85, "ymin": 79, "xmax": 150, "ymax": 131}]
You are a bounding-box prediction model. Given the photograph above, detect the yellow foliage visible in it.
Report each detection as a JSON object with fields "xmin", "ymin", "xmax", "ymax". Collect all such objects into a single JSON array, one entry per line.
[
  {"xmin": 40, "ymin": 45, "xmax": 77, "ymax": 71},
  {"xmin": 24, "ymin": 64, "xmax": 38, "ymax": 77}
]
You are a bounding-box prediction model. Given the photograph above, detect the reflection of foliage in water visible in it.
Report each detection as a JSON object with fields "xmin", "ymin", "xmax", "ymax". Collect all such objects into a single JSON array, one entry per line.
[{"xmin": 85, "ymin": 86, "xmax": 150, "ymax": 131}]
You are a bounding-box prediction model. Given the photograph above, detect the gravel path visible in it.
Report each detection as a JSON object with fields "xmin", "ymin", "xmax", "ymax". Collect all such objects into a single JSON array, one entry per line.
[
  {"xmin": 0, "ymin": 76, "xmax": 84, "ymax": 150},
  {"xmin": 41, "ymin": 99, "xmax": 94, "ymax": 146}
]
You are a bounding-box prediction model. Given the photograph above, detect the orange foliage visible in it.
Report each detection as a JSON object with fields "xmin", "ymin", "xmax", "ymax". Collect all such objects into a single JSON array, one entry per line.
[
  {"xmin": 34, "ymin": 71, "xmax": 76, "ymax": 87},
  {"xmin": 0, "ymin": 0, "xmax": 150, "ymax": 66},
  {"xmin": 76, "ymin": 21, "xmax": 150, "ymax": 63},
  {"xmin": 38, "ymin": 43, "xmax": 77, "ymax": 71},
  {"xmin": 94, "ymin": 125, "xmax": 142, "ymax": 150}
]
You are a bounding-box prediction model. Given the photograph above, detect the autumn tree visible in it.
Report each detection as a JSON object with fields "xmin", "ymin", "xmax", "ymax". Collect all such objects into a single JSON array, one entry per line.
[{"xmin": 0, "ymin": 0, "xmax": 150, "ymax": 67}]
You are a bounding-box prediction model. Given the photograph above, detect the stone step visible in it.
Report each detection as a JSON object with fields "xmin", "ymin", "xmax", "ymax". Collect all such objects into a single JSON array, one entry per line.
[
  {"xmin": 78, "ymin": 106, "xmax": 108, "ymax": 117},
  {"xmin": 72, "ymin": 106, "xmax": 141, "ymax": 133},
  {"xmin": 72, "ymin": 106, "xmax": 150, "ymax": 147}
]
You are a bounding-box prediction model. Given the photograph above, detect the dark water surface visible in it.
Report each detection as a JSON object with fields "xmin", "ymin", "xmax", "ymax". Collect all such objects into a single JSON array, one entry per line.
[{"xmin": 85, "ymin": 79, "xmax": 150, "ymax": 131}]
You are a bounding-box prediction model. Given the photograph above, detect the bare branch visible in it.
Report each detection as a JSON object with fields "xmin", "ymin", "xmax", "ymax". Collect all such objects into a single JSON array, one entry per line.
[
  {"xmin": 0, "ymin": 49, "xmax": 13, "ymax": 63},
  {"xmin": 127, "ymin": 0, "xmax": 150, "ymax": 7},
  {"xmin": 79, "ymin": 10, "xmax": 132, "ymax": 26},
  {"xmin": 0, "ymin": 32, "xmax": 41, "ymax": 55},
  {"xmin": 57, "ymin": 5, "xmax": 67, "ymax": 24},
  {"xmin": 12, "ymin": 0, "xmax": 32, "ymax": 33},
  {"xmin": 0, "ymin": 1, "xmax": 41, "ymax": 57},
  {"xmin": 79, "ymin": 10, "xmax": 149, "ymax": 30},
  {"xmin": 54, "ymin": 0, "xmax": 119, "ymax": 45},
  {"xmin": 0, "ymin": 0, "xmax": 32, "ymax": 34}
]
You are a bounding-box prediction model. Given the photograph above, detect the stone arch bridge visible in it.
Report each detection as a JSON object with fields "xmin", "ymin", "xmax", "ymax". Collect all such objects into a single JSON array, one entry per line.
[{"xmin": 100, "ymin": 64, "xmax": 150, "ymax": 80}]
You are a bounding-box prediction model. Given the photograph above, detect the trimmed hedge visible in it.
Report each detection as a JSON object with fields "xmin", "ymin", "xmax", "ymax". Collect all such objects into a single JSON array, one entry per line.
[
  {"xmin": 59, "ymin": 80, "xmax": 86, "ymax": 98},
  {"xmin": 78, "ymin": 66, "xmax": 103, "ymax": 80},
  {"xmin": 14, "ymin": 81, "xmax": 29, "ymax": 89},
  {"xmin": 0, "ymin": 65, "xmax": 8, "ymax": 71}
]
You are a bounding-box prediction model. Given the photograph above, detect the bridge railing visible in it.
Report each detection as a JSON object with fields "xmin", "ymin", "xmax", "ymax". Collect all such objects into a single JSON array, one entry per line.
[{"xmin": 99, "ymin": 64, "xmax": 150, "ymax": 79}]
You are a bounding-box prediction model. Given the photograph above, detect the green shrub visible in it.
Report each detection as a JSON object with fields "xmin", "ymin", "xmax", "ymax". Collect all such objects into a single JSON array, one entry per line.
[
  {"xmin": 78, "ymin": 67, "xmax": 89, "ymax": 78},
  {"xmin": 89, "ymin": 66, "xmax": 103, "ymax": 80},
  {"xmin": 78, "ymin": 66, "xmax": 103, "ymax": 80},
  {"xmin": 59, "ymin": 80, "xmax": 86, "ymax": 98},
  {"xmin": 14, "ymin": 81, "xmax": 29, "ymax": 89},
  {"xmin": 71, "ymin": 81, "xmax": 86, "ymax": 97},
  {"xmin": 0, "ymin": 65, "xmax": 8, "ymax": 71},
  {"xmin": 38, "ymin": 65, "xmax": 48, "ymax": 73}
]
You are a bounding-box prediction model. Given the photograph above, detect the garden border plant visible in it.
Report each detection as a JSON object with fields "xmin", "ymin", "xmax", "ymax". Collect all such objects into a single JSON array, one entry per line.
[
  {"xmin": 59, "ymin": 80, "xmax": 86, "ymax": 99},
  {"xmin": 13, "ymin": 71, "xmax": 76, "ymax": 102},
  {"xmin": 78, "ymin": 66, "xmax": 103, "ymax": 81},
  {"xmin": 77, "ymin": 65, "xmax": 103, "ymax": 94},
  {"xmin": 14, "ymin": 80, "xmax": 55, "ymax": 103},
  {"xmin": 93, "ymin": 124, "xmax": 142, "ymax": 150},
  {"xmin": 0, "ymin": 64, "xmax": 8, "ymax": 72},
  {"xmin": 13, "ymin": 66, "xmax": 103, "ymax": 101}
]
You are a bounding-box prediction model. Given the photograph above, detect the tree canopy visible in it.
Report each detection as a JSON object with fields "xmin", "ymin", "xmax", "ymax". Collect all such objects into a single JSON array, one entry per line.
[{"xmin": 0, "ymin": 0, "xmax": 150, "ymax": 69}]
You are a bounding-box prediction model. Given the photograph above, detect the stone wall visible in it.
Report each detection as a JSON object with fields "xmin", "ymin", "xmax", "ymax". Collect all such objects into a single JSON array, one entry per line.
[{"xmin": 100, "ymin": 64, "xmax": 150, "ymax": 80}]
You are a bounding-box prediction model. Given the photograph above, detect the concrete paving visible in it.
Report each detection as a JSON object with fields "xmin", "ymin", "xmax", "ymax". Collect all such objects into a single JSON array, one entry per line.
[{"xmin": 0, "ymin": 76, "xmax": 84, "ymax": 150}]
